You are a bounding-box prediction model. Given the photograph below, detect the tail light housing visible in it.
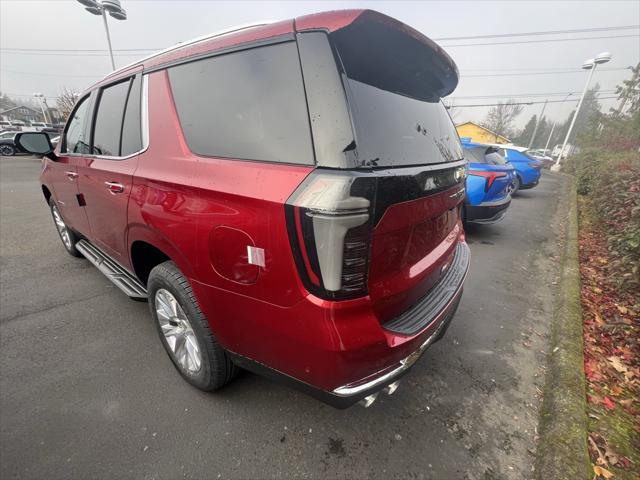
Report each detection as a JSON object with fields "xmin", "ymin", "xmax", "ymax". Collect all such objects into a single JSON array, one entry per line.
[
  {"xmin": 285, "ymin": 170, "xmax": 376, "ymax": 300},
  {"xmin": 468, "ymin": 170, "xmax": 507, "ymax": 192},
  {"xmin": 528, "ymin": 162, "xmax": 543, "ymax": 170}
]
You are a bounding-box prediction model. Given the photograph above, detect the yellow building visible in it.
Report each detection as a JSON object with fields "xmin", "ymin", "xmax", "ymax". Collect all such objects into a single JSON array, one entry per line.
[{"xmin": 456, "ymin": 122, "xmax": 510, "ymax": 144}]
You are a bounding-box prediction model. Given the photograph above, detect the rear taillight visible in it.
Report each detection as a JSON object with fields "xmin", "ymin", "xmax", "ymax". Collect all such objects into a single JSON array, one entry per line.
[
  {"xmin": 468, "ymin": 170, "xmax": 507, "ymax": 192},
  {"xmin": 529, "ymin": 162, "xmax": 543, "ymax": 170},
  {"xmin": 285, "ymin": 170, "xmax": 376, "ymax": 300}
]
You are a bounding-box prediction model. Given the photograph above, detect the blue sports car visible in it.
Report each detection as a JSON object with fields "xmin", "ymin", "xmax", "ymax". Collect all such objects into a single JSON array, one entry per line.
[
  {"xmin": 500, "ymin": 145, "xmax": 543, "ymax": 191},
  {"xmin": 462, "ymin": 141, "xmax": 515, "ymax": 224}
]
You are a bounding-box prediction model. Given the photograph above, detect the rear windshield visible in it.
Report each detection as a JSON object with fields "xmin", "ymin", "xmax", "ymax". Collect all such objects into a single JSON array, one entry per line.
[
  {"xmin": 465, "ymin": 146, "xmax": 508, "ymax": 165},
  {"xmin": 328, "ymin": 14, "xmax": 463, "ymax": 168}
]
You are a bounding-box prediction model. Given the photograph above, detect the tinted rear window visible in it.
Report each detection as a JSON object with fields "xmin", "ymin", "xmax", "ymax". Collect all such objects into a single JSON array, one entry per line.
[
  {"xmin": 93, "ymin": 79, "xmax": 130, "ymax": 156},
  {"xmin": 168, "ymin": 42, "xmax": 314, "ymax": 165},
  {"xmin": 121, "ymin": 75, "xmax": 142, "ymax": 156},
  {"xmin": 330, "ymin": 16, "xmax": 462, "ymax": 168}
]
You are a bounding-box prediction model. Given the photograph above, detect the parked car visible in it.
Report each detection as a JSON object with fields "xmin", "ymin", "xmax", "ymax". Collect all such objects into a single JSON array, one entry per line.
[
  {"xmin": 0, "ymin": 120, "xmax": 14, "ymax": 129},
  {"xmin": 0, "ymin": 130, "xmax": 21, "ymax": 156},
  {"xmin": 498, "ymin": 146, "xmax": 543, "ymax": 190},
  {"xmin": 528, "ymin": 149, "xmax": 554, "ymax": 168},
  {"xmin": 551, "ymin": 143, "xmax": 579, "ymax": 159},
  {"xmin": 29, "ymin": 121, "xmax": 49, "ymax": 129},
  {"xmin": 16, "ymin": 9, "xmax": 470, "ymax": 408},
  {"xmin": 461, "ymin": 141, "xmax": 515, "ymax": 224}
]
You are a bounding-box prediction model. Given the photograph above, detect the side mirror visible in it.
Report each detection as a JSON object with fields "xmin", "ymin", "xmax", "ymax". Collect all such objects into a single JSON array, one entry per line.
[{"xmin": 15, "ymin": 132, "xmax": 57, "ymax": 160}]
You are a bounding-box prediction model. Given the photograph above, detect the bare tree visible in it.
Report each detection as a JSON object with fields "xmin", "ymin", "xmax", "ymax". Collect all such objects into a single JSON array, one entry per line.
[
  {"xmin": 56, "ymin": 87, "xmax": 80, "ymax": 121},
  {"xmin": 481, "ymin": 99, "xmax": 524, "ymax": 141}
]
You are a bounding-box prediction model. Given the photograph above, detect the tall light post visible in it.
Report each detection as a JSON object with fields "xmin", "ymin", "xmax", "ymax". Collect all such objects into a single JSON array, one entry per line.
[
  {"xmin": 543, "ymin": 93, "xmax": 573, "ymax": 153},
  {"xmin": 528, "ymin": 99, "xmax": 548, "ymax": 149},
  {"xmin": 77, "ymin": 0, "xmax": 127, "ymax": 71},
  {"xmin": 33, "ymin": 93, "xmax": 49, "ymax": 124},
  {"xmin": 552, "ymin": 52, "xmax": 611, "ymax": 170}
]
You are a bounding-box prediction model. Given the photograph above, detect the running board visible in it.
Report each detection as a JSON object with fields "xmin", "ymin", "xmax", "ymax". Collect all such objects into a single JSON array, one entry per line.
[{"xmin": 76, "ymin": 240, "xmax": 148, "ymax": 299}]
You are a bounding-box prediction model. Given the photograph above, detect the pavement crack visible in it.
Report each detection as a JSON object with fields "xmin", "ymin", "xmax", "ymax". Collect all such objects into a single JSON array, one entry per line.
[{"xmin": 0, "ymin": 292, "xmax": 115, "ymax": 324}]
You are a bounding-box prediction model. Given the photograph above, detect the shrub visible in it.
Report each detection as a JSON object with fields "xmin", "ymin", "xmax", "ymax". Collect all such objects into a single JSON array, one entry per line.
[{"xmin": 575, "ymin": 148, "xmax": 640, "ymax": 287}]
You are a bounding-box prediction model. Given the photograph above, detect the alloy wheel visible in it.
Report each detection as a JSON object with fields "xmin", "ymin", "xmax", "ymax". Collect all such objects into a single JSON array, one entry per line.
[
  {"xmin": 51, "ymin": 205, "xmax": 72, "ymax": 250},
  {"xmin": 0, "ymin": 145, "xmax": 14, "ymax": 156},
  {"xmin": 155, "ymin": 288, "xmax": 203, "ymax": 374}
]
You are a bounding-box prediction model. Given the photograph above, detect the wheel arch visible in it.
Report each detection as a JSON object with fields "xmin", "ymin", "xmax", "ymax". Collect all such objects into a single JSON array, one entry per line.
[{"xmin": 128, "ymin": 225, "xmax": 196, "ymax": 286}]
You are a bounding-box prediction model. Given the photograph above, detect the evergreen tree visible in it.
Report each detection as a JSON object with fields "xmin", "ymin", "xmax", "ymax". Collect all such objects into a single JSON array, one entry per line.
[{"xmin": 514, "ymin": 114, "xmax": 537, "ymax": 146}]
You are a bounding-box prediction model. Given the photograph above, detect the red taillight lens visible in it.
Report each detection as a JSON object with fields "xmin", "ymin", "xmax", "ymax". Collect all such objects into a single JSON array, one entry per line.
[
  {"xmin": 468, "ymin": 170, "xmax": 507, "ymax": 192},
  {"xmin": 285, "ymin": 170, "xmax": 376, "ymax": 300}
]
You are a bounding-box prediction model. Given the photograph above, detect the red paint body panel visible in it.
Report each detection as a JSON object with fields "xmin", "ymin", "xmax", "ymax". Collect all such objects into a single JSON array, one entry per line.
[{"xmin": 40, "ymin": 10, "xmax": 469, "ymax": 400}]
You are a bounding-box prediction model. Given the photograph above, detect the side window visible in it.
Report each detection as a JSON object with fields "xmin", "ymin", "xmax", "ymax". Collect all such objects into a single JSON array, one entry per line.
[
  {"xmin": 63, "ymin": 96, "xmax": 90, "ymax": 154},
  {"xmin": 168, "ymin": 41, "xmax": 314, "ymax": 165},
  {"xmin": 121, "ymin": 75, "xmax": 143, "ymax": 156},
  {"xmin": 92, "ymin": 79, "xmax": 131, "ymax": 156}
]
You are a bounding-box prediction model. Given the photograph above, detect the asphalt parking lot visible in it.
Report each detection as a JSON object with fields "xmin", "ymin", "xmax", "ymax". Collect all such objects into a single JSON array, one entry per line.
[{"xmin": 0, "ymin": 155, "xmax": 570, "ymax": 480}]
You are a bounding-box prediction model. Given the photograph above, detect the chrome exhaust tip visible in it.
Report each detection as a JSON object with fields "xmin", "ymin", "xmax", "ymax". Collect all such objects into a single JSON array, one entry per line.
[
  {"xmin": 359, "ymin": 392, "xmax": 379, "ymax": 408},
  {"xmin": 384, "ymin": 380, "xmax": 401, "ymax": 396}
]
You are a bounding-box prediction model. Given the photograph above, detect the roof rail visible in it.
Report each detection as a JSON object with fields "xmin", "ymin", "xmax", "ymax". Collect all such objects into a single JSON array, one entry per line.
[{"xmin": 105, "ymin": 21, "xmax": 273, "ymax": 79}]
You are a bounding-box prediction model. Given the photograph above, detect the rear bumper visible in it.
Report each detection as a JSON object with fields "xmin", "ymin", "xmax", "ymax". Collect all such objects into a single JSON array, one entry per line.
[
  {"xmin": 195, "ymin": 240, "xmax": 470, "ymax": 408},
  {"xmin": 520, "ymin": 178, "xmax": 540, "ymax": 189},
  {"xmin": 466, "ymin": 196, "xmax": 511, "ymax": 224},
  {"xmin": 228, "ymin": 293, "xmax": 461, "ymax": 408}
]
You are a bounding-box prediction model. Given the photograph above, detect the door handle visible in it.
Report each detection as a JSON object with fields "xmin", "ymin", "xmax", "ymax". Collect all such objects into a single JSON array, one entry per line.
[
  {"xmin": 104, "ymin": 181, "xmax": 125, "ymax": 194},
  {"xmin": 65, "ymin": 171, "xmax": 78, "ymax": 181}
]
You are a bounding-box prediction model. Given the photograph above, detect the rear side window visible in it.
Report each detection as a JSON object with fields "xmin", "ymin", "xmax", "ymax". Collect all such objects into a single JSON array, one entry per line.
[
  {"xmin": 168, "ymin": 42, "xmax": 314, "ymax": 165},
  {"xmin": 93, "ymin": 80, "xmax": 130, "ymax": 156},
  {"xmin": 63, "ymin": 96, "xmax": 91, "ymax": 154},
  {"xmin": 91, "ymin": 75, "xmax": 142, "ymax": 157},
  {"xmin": 121, "ymin": 76, "xmax": 142, "ymax": 156}
]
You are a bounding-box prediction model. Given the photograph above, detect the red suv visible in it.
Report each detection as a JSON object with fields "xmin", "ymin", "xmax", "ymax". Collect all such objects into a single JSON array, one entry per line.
[{"xmin": 17, "ymin": 10, "xmax": 469, "ymax": 408}]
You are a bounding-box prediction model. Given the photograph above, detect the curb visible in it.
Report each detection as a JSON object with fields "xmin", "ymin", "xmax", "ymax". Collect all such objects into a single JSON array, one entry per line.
[{"xmin": 535, "ymin": 176, "xmax": 590, "ymax": 480}]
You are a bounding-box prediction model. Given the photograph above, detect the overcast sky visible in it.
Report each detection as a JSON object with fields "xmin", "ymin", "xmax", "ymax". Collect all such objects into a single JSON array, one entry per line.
[{"xmin": 1, "ymin": 0, "xmax": 638, "ymax": 128}]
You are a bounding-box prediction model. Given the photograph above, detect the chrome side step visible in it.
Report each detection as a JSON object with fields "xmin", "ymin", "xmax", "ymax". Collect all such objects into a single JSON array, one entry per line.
[{"xmin": 76, "ymin": 239, "xmax": 148, "ymax": 299}]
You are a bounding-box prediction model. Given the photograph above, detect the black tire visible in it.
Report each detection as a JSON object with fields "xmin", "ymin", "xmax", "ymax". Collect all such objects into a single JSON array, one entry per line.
[
  {"xmin": 147, "ymin": 261, "xmax": 238, "ymax": 391},
  {"xmin": 512, "ymin": 175, "xmax": 521, "ymax": 195},
  {"xmin": 0, "ymin": 144, "xmax": 15, "ymax": 156},
  {"xmin": 49, "ymin": 198, "xmax": 82, "ymax": 257}
]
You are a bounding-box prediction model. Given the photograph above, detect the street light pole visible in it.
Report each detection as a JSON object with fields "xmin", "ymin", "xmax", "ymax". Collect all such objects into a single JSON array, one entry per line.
[
  {"xmin": 528, "ymin": 99, "xmax": 547, "ymax": 149},
  {"xmin": 544, "ymin": 121, "xmax": 556, "ymax": 153},
  {"xmin": 101, "ymin": 8, "xmax": 116, "ymax": 70},
  {"xmin": 552, "ymin": 52, "xmax": 611, "ymax": 170},
  {"xmin": 33, "ymin": 93, "xmax": 50, "ymax": 124},
  {"xmin": 544, "ymin": 93, "xmax": 573, "ymax": 153},
  {"xmin": 77, "ymin": 0, "xmax": 127, "ymax": 72}
]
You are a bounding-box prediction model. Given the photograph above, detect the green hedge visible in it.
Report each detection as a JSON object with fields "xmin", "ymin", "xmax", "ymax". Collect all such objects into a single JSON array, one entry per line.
[{"xmin": 570, "ymin": 148, "xmax": 640, "ymax": 288}]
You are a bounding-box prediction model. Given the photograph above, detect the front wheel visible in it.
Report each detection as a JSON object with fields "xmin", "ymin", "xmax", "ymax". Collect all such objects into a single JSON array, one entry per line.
[
  {"xmin": 49, "ymin": 199, "xmax": 82, "ymax": 257},
  {"xmin": 148, "ymin": 261, "xmax": 238, "ymax": 391},
  {"xmin": 0, "ymin": 145, "xmax": 15, "ymax": 156}
]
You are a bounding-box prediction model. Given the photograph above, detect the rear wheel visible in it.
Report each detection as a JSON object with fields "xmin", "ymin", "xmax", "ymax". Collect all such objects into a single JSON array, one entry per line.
[
  {"xmin": 0, "ymin": 145, "xmax": 15, "ymax": 156},
  {"xmin": 512, "ymin": 175, "xmax": 521, "ymax": 195},
  {"xmin": 148, "ymin": 261, "xmax": 238, "ymax": 391},
  {"xmin": 49, "ymin": 199, "xmax": 82, "ymax": 257}
]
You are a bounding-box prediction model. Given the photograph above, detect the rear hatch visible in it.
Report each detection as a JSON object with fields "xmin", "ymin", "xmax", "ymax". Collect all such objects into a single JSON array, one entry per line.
[
  {"xmin": 290, "ymin": 11, "xmax": 466, "ymax": 324},
  {"xmin": 465, "ymin": 146, "xmax": 515, "ymax": 202}
]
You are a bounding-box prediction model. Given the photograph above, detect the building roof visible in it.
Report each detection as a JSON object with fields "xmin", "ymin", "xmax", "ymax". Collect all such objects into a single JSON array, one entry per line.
[
  {"xmin": 0, "ymin": 105, "xmax": 40, "ymax": 115},
  {"xmin": 455, "ymin": 121, "xmax": 511, "ymax": 142}
]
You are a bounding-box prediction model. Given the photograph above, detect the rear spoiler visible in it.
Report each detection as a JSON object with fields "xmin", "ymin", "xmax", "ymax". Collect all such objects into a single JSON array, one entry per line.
[{"xmin": 328, "ymin": 10, "xmax": 459, "ymax": 101}]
